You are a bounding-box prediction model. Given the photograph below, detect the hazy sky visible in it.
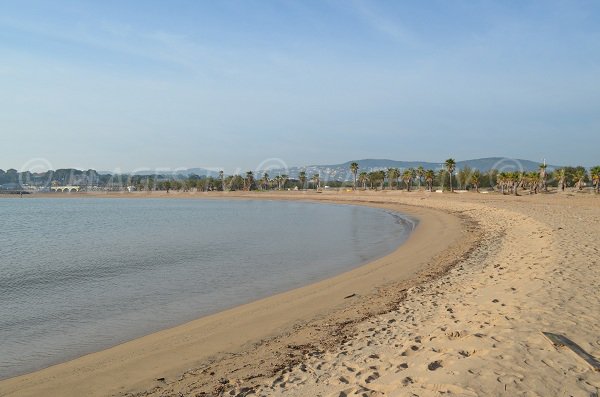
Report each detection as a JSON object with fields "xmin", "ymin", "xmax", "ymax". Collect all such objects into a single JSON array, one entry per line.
[{"xmin": 2, "ymin": 0, "xmax": 599, "ymax": 173}]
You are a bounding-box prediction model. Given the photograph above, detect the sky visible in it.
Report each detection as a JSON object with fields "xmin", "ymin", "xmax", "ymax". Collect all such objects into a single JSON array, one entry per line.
[{"xmin": 1, "ymin": 0, "xmax": 600, "ymax": 173}]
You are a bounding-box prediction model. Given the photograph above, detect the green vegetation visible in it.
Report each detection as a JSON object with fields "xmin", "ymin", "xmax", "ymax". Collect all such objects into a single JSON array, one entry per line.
[
  {"xmin": 402, "ymin": 169, "xmax": 413, "ymax": 191},
  {"xmin": 424, "ymin": 169, "xmax": 435, "ymax": 192},
  {"xmin": 444, "ymin": 158, "xmax": 456, "ymax": 192},
  {"xmin": 1, "ymin": 160, "xmax": 599, "ymax": 195},
  {"xmin": 350, "ymin": 162, "xmax": 359, "ymax": 190},
  {"xmin": 298, "ymin": 171, "xmax": 307, "ymax": 190},
  {"xmin": 387, "ymin": 168, "xmax": 400, "ymax": 190},
  {"xmin": 591, "ymin": 166, "xmax": 600, "ymax": 193},
  {"xmin": 311, "ymin": 173, "xmax": 320, "ymax": 190}
]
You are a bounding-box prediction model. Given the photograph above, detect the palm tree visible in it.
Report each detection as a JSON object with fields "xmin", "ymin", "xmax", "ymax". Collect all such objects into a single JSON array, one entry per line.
[
  {"xmin": 367, "ymin": 171, "xmax": 376, "ymax": 189},
  {"xmin": 528, "ymin": 171, "xmax": 541, "ymax": 194},
  {"xmin": 497, "ymin": 172, "xmax": 507, "ymax": 194},
  {"xmin": 232, "ymin": 174, "xmax": 244, "ymax": 190},
  {"xmin": 471, "ymin": 171, "xmax": 480, "ymax": 192},
  {"xmin": 402, "ymin": 169, "xmax": 413, "ymax": 191},
  {"xmin": 262, "ymin": 172, "xmax": 270, "ymax": 190},
  {"xmin": 498, "ymin": 172, "xmax": 518, "ymax": 195},
  {"xmin": 274, "ymin": 175, "xmax": 282, "ymax": 190},
  {"xmin": 358, "ymin": 171, "xmax": 368, "ymax": 190},
  {"xmin": 387, "ymin": 168, "xmax": 399, "ymax": 190},
  {"xmin": 311, "ymin": 173, "xmax": 320, "ymax": 190},
  {"xmin": 539, "ymin": 163, "xmax": 548, "ymax": 192},
  {"xmin": 444, "ymin": 158, "xmax": 456, "ymax": 192},
  {"xmin": 378, "ymin": 170, "xmax": 386, "ymax": 190},
  {"xmin": 516, "ymin": 172, "xmax": 524, "ymax": 194},
  {"xmin": 223, "ymin": 175, "xmax": 234, "ymax": 191},
  {"xmin": 298, "ymin": 171, "xmax": 307, "ymax": 190},
  {"xmin": 368, "ymin": 171, "xmax": 384, "ymax": 190},
  {"xmin": 385, "ymin": 168, "xmax": 393, "ymax": 190},
  {"xmin": 574, "ymin": 169, "xmax": 586, "ymax": 190},
  {"xmin": 245, "ymin": 171, "xmax": 254, "ymax": 191},
  {"xmin": 510, "ymin": 172, "xmax": 520, "ymax": 195},
  {"xmin": 554, "ymin": 169, "xmax": 566, "ymax": 191},
  {"xmin": 350, "ymin": 162, "xmax": 359, "ymax": 190},
  {"xmin": 281, "ymin": 174, "xmax": 289, "ymax": 190},
  {"xmin": 219, "ymin": 170, "xmax": 225, "ymax": 191},
  {"xmin": 416, "ymin": 166, "xmax": 424, "ymax": 190},
  {"xmin": 590, "ymin": 166, "xmax": 600, "ymax": 193},
  {"xmin": 424, "ymin": 169, "xmax": 435, "ymax": 192},
  {"xmin": 517, "ymin": 171, "xmax": 527, "ymax": 192}
]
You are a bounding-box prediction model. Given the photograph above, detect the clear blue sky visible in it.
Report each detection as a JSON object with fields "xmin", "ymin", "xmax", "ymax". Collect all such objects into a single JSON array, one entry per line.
[{"xmin": 1, "ymin": 0, "xmax": 599, "ymax": 173}]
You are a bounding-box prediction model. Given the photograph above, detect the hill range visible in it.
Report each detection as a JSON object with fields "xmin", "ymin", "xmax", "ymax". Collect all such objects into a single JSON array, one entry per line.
[{"xmin": 131, "ymin": 157, "xmax": 556, "ymax": 180}]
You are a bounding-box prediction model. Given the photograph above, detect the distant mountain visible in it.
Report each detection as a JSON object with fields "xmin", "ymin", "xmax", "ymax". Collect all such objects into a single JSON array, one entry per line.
[
  {"xmin": 320, "ymin": 159, "xmax": 438, "ymax": 170},
  {"xmin": 183, "ymin": 168, "xmax": 221, "ymax": 177},
  {"xmin": 127, "ymin": 168, "xmax": 220, "ymax": 177},
  {"xmin": 95, "ymin": 157, "xmax": 558, "ymax": 181},
  {"xmin": 456, "ymin": 157, "xmax": 557, "ymax": 173},
  {"xmin": 259, "ymin": 157, "xmax": 559, "ymax": 181}
]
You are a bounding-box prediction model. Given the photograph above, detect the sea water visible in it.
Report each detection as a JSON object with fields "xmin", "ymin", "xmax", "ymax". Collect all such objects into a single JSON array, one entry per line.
[{"xmin": 0, "ymin": 197, "xmax": 415, "ymax": 379}]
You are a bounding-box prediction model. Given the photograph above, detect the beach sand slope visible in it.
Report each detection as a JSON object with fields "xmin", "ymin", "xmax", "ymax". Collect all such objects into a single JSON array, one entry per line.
[{"xmin": 230, "ymin": 193, "xmax": 600, "ymax": 396}]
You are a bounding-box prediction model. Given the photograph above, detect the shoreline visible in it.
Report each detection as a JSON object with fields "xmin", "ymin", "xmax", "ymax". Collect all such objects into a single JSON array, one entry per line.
[{"xmin": 0, "ymin": 191, "xmax": 475, "ymax": 397}]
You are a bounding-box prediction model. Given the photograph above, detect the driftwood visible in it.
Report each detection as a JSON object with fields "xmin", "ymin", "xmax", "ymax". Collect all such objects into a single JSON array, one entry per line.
[{"xmin": 542, "ymin": 332, "xmax": 600, "ymax": 372}]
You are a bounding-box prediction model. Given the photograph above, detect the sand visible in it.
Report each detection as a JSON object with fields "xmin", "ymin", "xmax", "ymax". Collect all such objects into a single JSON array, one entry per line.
[{"xmin": 1, "ymin": 190, "xmax": 599, "ymax": 396}]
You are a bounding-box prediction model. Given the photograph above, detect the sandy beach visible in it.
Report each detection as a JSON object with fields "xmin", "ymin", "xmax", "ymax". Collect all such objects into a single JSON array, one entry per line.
[{"xmin": 1, "ymin": 190, "xmax": 599, "ymax": 396}]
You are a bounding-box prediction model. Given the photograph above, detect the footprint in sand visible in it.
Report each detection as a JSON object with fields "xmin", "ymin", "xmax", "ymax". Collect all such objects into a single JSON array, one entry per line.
[
  {"xmin": 446, "ymin": 330, "xmax": 467, "ymax": 340},
  {"xmin": 459, "ymin": 349, "xmax": 476, "ymax": 357},
  {"xmin": 396, "ymin": 363, "xmax": 409, "ymax": 372},
  {"xmin": 402, "ymin": 376, "xmax": 414, "ymax": 386},
  {"xmin": 400, "ymin": 344, "xmax": 421, "ymax": 357},
  {"xmin": 428, "ymin": 360, "xmax": 443, "ymax": 371},
  {"xmin": 338, "ymin": 376, "xmax": 350, "ymax": 384},
  {"xmin": 365, "ymin": 371, "xmax": 380, "ymax": 383}
]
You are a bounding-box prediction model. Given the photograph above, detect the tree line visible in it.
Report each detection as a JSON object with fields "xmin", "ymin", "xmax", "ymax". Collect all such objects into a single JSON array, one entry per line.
[
  {"xmin": 347, "ymin": 160, "xmax": 600, "ymax": 194},
  {"xmin": 1, "ymin": 161, "xmax": 599, "ymax": 194}
]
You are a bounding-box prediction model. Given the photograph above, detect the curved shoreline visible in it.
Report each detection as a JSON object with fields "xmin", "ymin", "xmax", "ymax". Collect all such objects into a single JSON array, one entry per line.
[
  {"xmin": 0, "ymin": 192, "xmax": 475, "ymax": 397},
  {"xmin": 0, "ymin": 198, "xmax": 415, "ymax": 381}
]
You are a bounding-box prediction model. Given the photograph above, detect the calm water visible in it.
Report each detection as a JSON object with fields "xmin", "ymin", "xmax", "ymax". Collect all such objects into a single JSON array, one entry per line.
[{"xmin": 0, "ymin": 197, "xmax": 415, "ymax": 380}]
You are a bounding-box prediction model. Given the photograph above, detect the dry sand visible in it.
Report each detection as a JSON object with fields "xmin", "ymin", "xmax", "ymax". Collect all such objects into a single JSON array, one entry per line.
[{"xmin": 1, "ymin": 190, "xmax": 599, "ymax": 396}]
